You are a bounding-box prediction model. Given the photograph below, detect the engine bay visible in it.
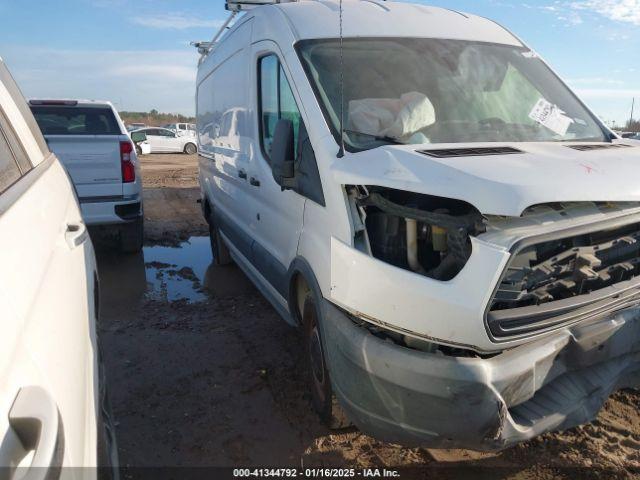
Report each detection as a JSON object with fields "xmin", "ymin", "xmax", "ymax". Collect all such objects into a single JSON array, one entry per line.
[{"xmin": 351, "ymin": 186, "xmax": 485, "ymax": 281}]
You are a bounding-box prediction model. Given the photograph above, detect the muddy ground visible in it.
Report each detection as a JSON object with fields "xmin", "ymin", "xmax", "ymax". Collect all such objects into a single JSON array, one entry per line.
[{"xmin": 96, "ymin": 153, "xmax": 640, "ymax": 478}]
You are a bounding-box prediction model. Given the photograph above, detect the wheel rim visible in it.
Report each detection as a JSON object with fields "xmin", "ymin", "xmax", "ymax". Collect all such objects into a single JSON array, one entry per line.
[
  {"xmin": 309, "ymin": 325, "xmax": 325, "ymax": 386},
  {"xmin": 305, "ymin": 301, "xmax": 327, "ymax": 400}
]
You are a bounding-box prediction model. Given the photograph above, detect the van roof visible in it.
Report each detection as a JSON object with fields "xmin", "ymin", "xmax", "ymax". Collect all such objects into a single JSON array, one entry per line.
[{"xmin": 260, "ymin": 0, "xmax": 522, "ymax": 46}]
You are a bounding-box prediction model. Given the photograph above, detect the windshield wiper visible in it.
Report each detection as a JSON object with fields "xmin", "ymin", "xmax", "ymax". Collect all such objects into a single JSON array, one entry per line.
[{"xmin": 344, "ymin": 129, "xmax": 403, "ymax": 145}]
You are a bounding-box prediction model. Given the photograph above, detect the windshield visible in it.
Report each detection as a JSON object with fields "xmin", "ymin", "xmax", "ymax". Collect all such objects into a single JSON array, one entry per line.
[{"xmin": 297, "ymin": 38, "xmax": 607, "ymax": 151}]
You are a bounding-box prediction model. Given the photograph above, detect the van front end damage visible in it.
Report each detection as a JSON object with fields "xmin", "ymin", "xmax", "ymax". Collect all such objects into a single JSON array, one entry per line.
[
  {"xmin": 321, "ymin": 298, "xmax": 640, "ymax": 450},
  {"xmin": 327, "ymin": 187, "xmax": 640, "ymax": 449}
]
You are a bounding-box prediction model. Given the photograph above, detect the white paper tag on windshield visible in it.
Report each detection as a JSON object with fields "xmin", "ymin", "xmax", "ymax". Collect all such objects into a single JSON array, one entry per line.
[{"xmin": 529, "ymin": 98, "xmax": 573, "ymax": 136}]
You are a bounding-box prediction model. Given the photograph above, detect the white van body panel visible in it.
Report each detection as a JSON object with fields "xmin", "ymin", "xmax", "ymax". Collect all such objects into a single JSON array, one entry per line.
[
  {"xmin": 250, "ymin": 1, "xmax": 522, "ymax": 46},
  {"xmin": 331, "ymin": 141, "xmax": 640, "ymax": 217},
  {"xmin": 330, "ymin": 235, "xmax": 510, "ymax": 350},
  {"xmin": 247, "ymin": 41, "xmax": 306, "ymax": 278}
]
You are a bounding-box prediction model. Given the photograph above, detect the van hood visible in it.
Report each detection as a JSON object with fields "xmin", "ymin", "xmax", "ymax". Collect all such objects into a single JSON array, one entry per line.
[{"xmin": 331, "ymin": 141, "xmax": 640, "ymax": 216}]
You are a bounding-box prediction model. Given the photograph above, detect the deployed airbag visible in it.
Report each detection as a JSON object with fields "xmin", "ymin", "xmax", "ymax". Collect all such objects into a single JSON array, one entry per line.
[{"xmin": 348, "ymin": 92, "xmax": 436, "ymax": 139}]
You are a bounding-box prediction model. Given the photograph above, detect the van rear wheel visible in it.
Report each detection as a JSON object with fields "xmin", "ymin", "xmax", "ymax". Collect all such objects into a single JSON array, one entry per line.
[
  {"xmin": 302, "ymin": 291, "xmax": 351, "ymax": 429},
  {"xmin": 209, "ymin": 220, "xmax": 232, "ymax": 265}
]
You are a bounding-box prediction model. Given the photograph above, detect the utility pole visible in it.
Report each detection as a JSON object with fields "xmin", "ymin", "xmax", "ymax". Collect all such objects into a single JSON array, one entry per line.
[{"xmin": 630, "ymin": 97, "xmax": 635, "ymax": 129}]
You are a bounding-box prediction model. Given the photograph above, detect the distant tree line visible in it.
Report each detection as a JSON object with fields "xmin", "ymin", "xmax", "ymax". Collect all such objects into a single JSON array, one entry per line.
[
  {"xmin": 120, "ymin": 109, "xmax": 195, "ymax": 127},
  {"xmin": 625, "ymin": 119, "xmax": 640, "ymax": 132}
]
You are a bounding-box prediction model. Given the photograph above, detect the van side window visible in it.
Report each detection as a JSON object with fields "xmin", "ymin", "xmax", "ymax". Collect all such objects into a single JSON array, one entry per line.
[{"xmin": 258, "ymin": 55, "xmax": 302, "ymax": 162}]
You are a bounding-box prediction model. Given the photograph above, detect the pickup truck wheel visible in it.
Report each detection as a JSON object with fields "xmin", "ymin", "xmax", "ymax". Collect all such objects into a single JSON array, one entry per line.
[
  {"xmin": 184, "ymin": 143, "xmax": 197, "ymax": 155},
  {"xmin": 302, "ymin": 291, "xmax": 351, "ymax": 430},
  {"xmin": 209, "ymin": 221, "xmax": 232, "ymax": 265},
  {"xmin": 119, "ymin": 217, "xmax": 143, "ymax": 253}
]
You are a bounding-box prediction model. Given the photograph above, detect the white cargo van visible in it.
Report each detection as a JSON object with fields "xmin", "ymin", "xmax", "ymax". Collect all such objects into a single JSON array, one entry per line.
[
  {"xmin": 0, "ymin": 59, "xmax": 117, "ymax": 472},
  {"xmin": 196, "ymin": 0, "xmax": 640, "ymax": 450},
  {"xmin": 30, "ymin": 99, "xmax": 144, "ymax": 253},
  {"xmin": 163, "ymin": 122, "xmax": 197, "ymax": 139}
]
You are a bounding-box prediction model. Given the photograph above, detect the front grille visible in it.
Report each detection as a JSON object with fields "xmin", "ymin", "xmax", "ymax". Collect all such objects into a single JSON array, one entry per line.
[
  {"xmin": 417, "ymin": 147, "xmax": 522, "ymax": 158},
  {"xmin": 567, "ymin": 144, "xmax": 633, "ymax": 151},
  {"xmin": 487, "ymin": 219, "xmax": 640, "ymax": 339}
]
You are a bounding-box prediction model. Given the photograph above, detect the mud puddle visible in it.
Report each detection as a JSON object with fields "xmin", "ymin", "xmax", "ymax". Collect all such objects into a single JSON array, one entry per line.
[{"xmin": 144, "ymin": 236, "xmax": 211, "ymax": 302}]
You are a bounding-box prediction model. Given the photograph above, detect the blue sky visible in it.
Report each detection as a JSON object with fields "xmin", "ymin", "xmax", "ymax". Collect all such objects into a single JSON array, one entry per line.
[{"xmin": 0, "ymin": 0, "xmax": 638, "ymax": 126}]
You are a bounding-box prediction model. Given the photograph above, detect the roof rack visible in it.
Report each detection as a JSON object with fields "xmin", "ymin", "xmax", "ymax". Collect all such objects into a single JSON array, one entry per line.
[
  {"xmin": 191, "ymin": 0, "xmax": 297, "ymax": 58},
  {"xmin": 227, "ymin": 0, "xmax": 294, "ymax": 12}
]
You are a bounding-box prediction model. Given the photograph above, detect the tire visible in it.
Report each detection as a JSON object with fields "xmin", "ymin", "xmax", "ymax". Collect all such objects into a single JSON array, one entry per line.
[
  {"xmin": 97, "ymin": 347, "xmax": 119, "ymax": 480},
  {"xmin": 302, "ymin": 290, "xmax": 351, "ymax": 429},
  {"xmin": 184, "ymin": 143, "xmax": 197, "ymax": 155},
  {"xmin": 135, "ymin": 144, "xmax": 142, "ymax": 156},
  {"xmin": 209, "ymin": 218, "xmax": 232, "ymax": 265},
  {"xmin": 119, "ymin": 217, "xmax": 143, "ymax": 253}
]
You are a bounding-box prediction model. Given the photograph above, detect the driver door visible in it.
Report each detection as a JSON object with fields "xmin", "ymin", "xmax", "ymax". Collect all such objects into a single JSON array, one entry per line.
[{"xmin": 246, "ymin": 45, "xmax": 306, "ymax": 296}]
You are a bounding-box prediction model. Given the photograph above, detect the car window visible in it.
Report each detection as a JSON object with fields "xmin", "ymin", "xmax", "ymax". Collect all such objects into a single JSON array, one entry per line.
[
  {"xmin": 178, "ymin": 125, "xmax": 186, "ymax": 130},
  {"xmin": 146, "ymin": 129, "xmax": 160, "ymax": 136},
  {"xmin": 0, "ymin": 125, "xmax": 23, "ymax": 194},
  {"xmin": 0, "ymin": 107, "xmax": 32, "ymax": 175},
  {"xmin": 159, "ymin": 129, "xmax": 174, "ymax": 137},
  {"xmin": 259, "ymin": 54, "xmax": 303, "ymax": 162},
  {"xmin": 31, "ymin": 106, "xmax": 121, "ymax": 135}
]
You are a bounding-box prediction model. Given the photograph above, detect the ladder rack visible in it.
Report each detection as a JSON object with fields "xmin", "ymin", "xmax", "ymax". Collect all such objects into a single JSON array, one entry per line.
[{"xmin": 191, "ymin": 0, "xmax": 297, "ymax": 57}]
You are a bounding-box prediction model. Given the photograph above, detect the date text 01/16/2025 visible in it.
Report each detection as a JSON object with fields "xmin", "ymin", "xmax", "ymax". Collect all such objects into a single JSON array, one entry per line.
[{"xmin": 233, "ymin": 468, "xmax": 401, "ymax": 478}]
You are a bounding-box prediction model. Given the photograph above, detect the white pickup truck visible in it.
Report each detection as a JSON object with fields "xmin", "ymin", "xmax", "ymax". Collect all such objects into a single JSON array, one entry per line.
[
  {"xmin": 0, "ymin": 58, "xmax": 117, "ymax": 473},
  {"xmin": 29, "ymin": 99, "xmax": 143, "ymax": 252}
]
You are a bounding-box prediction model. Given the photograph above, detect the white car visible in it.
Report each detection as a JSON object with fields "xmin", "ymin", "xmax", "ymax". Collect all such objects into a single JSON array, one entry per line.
[
  {"xmin": 197, "ymin": 0, "xmax": 640, "ymax": 450},
  {"xmin": 30, "ymin": 99, "xmax": 144, "ymax": 252},
  {"xmin": 0, "ymin": 59, "xmax": 116, "ymax": 472},
  {"xmin": 134, "ymin": 127, "xmax": 198, "ymax": 154},
  {"xmin": 163, "ymin": 122, "xmax": 196, "ymax": 138}
]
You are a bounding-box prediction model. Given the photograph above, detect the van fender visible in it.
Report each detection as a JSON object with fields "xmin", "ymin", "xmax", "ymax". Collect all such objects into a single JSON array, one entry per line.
[{"xmin": 286, "ymin": 256, "xmax": 325, "ymax": 327}]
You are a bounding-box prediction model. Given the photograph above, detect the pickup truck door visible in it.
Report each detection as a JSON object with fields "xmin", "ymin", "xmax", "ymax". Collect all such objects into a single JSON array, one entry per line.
[{"xmin": 0, "ymin": 67, "xmax": 99, "ymax": 472}]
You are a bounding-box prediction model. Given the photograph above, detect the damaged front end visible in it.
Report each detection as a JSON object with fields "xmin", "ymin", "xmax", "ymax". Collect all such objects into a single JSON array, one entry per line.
[
  {"xmin": 324, "ymin": 186, "xmax": 640, "ymax": 450},
  {"xmin": 357, "ymin": 186, "xmax": 485, "ymax": 281}
]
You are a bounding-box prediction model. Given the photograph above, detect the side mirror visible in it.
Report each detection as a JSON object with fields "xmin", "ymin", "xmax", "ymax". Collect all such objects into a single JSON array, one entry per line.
[
  {"xmin": 130, "ymin": 131, "xmax": 147, "ymax": 143},
  {"xmin": 271, "ymin": 119, "xmax": 295, "ymax": 188}
]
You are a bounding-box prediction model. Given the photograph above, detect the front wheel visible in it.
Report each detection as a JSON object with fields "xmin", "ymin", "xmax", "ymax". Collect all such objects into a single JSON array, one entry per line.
[
  {"xmin": 184, "ymin": 143, "xmax": 197, "ymax": 155},
  {"xmin": 302, "ymin": 291, "xmax": 351, "ymax": 429}
]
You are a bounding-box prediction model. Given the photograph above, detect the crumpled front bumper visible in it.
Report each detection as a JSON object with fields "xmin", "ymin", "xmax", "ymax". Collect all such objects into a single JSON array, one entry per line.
[{"xmin": 321, "ymin": 300, "xmax": 640, "ymax": 451}]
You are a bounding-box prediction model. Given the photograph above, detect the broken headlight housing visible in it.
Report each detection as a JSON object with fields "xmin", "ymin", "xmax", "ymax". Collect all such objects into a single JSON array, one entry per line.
[{"xmin": 353, "ymin": 186, "xmax": 485, "ymax": 281}]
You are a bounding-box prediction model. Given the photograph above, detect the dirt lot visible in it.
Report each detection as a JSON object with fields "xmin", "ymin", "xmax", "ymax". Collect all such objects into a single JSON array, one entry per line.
[{"xmin": 96, "ymin": 153, "xmax": 640, "ymax": 478}]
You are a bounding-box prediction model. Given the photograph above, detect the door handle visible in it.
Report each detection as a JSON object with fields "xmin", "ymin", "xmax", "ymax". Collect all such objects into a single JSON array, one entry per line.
[
  {"xmin": 249, "ymin": 177, "xmax": 260, "ymax": 187},
  {"xmin": 65, "ymin": 222, "xmax": 88, "ymax": 249},
  {"xmin": 237, "ymin": 169, "xmax": 247, "ymax": 180},
  {"xmin": 8, "ymin": 386, "xmax": 64, "ymax": 480}
]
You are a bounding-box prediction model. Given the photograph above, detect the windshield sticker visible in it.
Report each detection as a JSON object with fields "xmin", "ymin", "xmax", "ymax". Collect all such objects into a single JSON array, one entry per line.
[
  {"xmin": 529, "ymin": 98, "xmax": 574, "ymax": 136},
  {"xmin": 522, "ymin": 50, "xmax": 538, "ymax": 59}
]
